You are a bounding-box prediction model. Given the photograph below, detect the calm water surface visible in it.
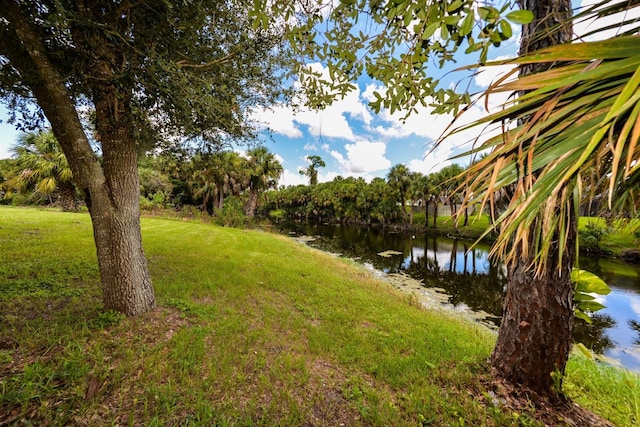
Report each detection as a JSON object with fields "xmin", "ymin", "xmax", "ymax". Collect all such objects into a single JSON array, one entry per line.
[{"xmin": 273, "ymin": 222, "xmax": 640, "ymax": 372}]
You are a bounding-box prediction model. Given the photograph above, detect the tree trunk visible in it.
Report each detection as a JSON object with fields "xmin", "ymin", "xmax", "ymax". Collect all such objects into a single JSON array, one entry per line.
[
  {"xmin": 491, "ymin": 0, "xmax": 574, "ymax": 394},
  {"xmin": 432, "ymin": 199, "xmax": 438, "ymax": 229},
  {"xmin": 2, "ymin": 1, "xmax": 156, "ymax": 316},
  {"xmin": 245, "ymin": 189, "xmax": 259, "ymax": 218},
  {"xmin": 90, "ymin": 66, "xmax": 157, "ymax": 316},
  {"xmin": 58, "ymin": 181, "xmax": 79, "ymax": 212},
  {"xmin": 491, "ymin": 214, "xmax": 576, "ymax": 391}
]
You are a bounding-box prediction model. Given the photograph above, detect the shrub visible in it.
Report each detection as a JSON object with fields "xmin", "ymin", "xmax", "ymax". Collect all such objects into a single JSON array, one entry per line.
[
  {"xmin": 579, "ymin": 221, "xmax": 610, "ymax": 253},
  {"xmin": 213, "ymin": 196, "xmax": 247, "ymax": 228}
]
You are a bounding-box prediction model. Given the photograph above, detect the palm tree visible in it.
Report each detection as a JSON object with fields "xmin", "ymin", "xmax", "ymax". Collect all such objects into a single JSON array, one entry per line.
[
  {"xmin": 445, "ymin": 0, "xmax": 640, "ymax": 392},
  {"xmin": 387, "ymin": 164, "xmax": 412, "ymax": 228},
  {"xmin": 6, "ymin": 130, "xmax": 77, "ymax": 211},
  {"xmin": 436, "ymin": 164, "xmax": 465, "ymax": 229},
  {"xmin": 244, "ymin": 146, "xmax": 283, "ymax": 218},
  {"xmin": 411, "ymin": 173, "xmax": 435, "ymax": 227},
  {"xmin": 299, "ymin": 155, "xmax": 326, "ymax": 185},
  {"xmin": 210, "ymin": 151, "xmax": 244, "ymax": 213}
]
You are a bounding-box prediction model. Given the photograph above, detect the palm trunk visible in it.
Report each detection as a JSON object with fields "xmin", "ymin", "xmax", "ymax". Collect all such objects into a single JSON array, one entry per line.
[
  {"xmin": 490, "ymin": 0, "xmax": 574, "ymax": 393},
  {"xmin": 245, "ymin": 189, "xmax": 259, "ymax": 218},
  {"xmin": 432, "ymin": 198, "xmax": 438, "ymax": 229},
  {"xmin": 491, "ymin": 213, "xmax": 576, "ymax": 391},
  {"xmin": 58, "ymin": 181, "xmax": 78, "ymax": 212}
]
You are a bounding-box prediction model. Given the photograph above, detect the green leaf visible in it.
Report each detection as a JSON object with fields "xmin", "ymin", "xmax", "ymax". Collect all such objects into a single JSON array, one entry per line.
[
  {"xmin": 578, "ymin": 300, "xmax": 607, "ymax": 312},
  {"xmin": 478, "ymin": 6, "xmax": 491, "ymax": 20},
  {"xmin": 460, "ymin": 12, "xmax": 475, "ymax": 36},
  {"xmin": 447, "ymin": 0, "xmax": 463, "ymax": 13},
  {"xmin": 422, "ymin": 21, "xmax": 440, "ymax": 40},
  {"xmin": 506, "ymin": 10, "xmax": 534, "ymax": 25},
  {"xmin": 574, "ymin": 309, "xmax": 593, "ymax": 324},
  {"xmin": 572, "ymin": 269, "xmax": 612, "ymax": 295},
  {"xmin": 499, "ymin": 20, "xmax": 513, "ymax": 39}
]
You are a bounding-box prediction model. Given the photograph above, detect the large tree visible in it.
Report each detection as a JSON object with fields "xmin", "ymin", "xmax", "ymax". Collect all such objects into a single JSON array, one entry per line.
[
  {"xmin": 486, "ymin": 0, "xmax": 574, "ymax": 392},
  {"xmin": 0, "ymin": 1, "xmax": 292, "ymax": 315},
  {"xmin": 264, "ymin": 0, "xmax": 640, "ymax": 395},
  {"xmin": 451, "ymin": 0, "xmax": 640, "ymax": 392}
]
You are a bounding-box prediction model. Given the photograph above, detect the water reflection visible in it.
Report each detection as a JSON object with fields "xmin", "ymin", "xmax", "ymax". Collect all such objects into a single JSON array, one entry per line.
[{"xmin": 274, "ymin": 222, "xmax": 640, "ymax": 372}]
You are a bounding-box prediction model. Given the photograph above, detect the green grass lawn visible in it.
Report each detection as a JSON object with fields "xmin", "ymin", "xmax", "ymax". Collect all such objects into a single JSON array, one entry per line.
[{"xmin": 1, "ymin": 206, "xmax": 639, "ymax": 426}]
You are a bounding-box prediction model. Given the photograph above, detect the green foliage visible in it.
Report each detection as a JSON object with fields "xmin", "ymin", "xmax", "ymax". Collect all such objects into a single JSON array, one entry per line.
[
  {"xmin": 299, "ymin": 155, "xmax": 326, "ymax": 186},
  {"xmin": 579, "ymin": 221, "xmax": 611, "ymax": 254},
  {"xmin": 1, "ymin": 1, "xmax": 293, "ymax": 144},
  {"xmin": 572, "ymin": 269, "xmax": 612, "ymax": 324},
  {"xmin": 213, "ymin": 196, "xmax": 247, "ymax": 228},
  {"xmin": 2, "ymin": 130, "xmax": 77, "ymax": 209},
  {"xmin": 412, "ymin": 212, "xmax": 427, "ymax": 226},
  {"xmin": 259, "ymin": 0, "xmax": 532, "ymax": 117}
]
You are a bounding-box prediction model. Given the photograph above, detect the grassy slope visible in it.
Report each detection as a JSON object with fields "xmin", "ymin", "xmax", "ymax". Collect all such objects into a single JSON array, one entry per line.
[{"xmin": 0, "ymin": 207, "xmax": 638, "ymax": 426}]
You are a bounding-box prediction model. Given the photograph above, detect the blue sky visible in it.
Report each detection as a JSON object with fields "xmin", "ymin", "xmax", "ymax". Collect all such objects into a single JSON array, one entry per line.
[{"xmin": 0, "ymin": 0, "xmax": 626, "ymax": 187}]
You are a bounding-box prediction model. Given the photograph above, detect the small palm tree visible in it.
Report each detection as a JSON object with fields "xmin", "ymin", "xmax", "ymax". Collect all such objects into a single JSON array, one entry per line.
[
  {"xmin": 244, "ymin": 146, "xmax": 283, "ymax": 218},
  {"xmin": 387, "ymin": 164, "xmax": 412, "ymax": 228},
  {"xmin": 6, "ymin": 130, "xmax": 78, "ymax": 211}
]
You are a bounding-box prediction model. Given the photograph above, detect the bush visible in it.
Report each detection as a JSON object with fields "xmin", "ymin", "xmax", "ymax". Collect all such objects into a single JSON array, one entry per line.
[
  {"xmin": 412, "ymin": 212, "xmax": 426, "ymax": 226},
  {"xmin": 213, "ymin": 196, "xmax": 247, "ymax": 228},
  {"xmin": 579, "ymin": 221, "xmax": 611, "ymax": 253}
]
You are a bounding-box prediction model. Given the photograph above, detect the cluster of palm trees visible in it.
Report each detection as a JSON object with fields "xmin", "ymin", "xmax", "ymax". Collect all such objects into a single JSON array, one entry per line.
[
  {"xmin": 1, "ymin": 131, "xmax": 284, "ymax": 218},
  {"xmin": 265, "ymin": 162, "xmax": 470, "ymax": 229}
]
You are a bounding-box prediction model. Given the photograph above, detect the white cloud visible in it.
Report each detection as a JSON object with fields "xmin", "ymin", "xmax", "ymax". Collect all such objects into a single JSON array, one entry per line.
[
  {"xmin": 331, "ymin": 140, "xmax": 391, "ymax": 175},
  {"xmin": 631, "ymin": 299, "xmax": 640, "ymax": 317},
  {"xmin": 303, "ymin": 142, "xmax": 318, "ymax": 151},
  {"xmin": 407, "ymin": 145, "xmax": 456, "ymax": 174},
  {"xmin": 474, "ymin": 55, "xmax": 518, "ymax": 88},
  {"xmin": 279, "ymin": 168, "xmax": 308, "ymax": 187},
  {"xmin": 253, "ymin": 63, "xmax": 373, "ymax": 142},
  {"xmin": 575, "ymin": 0, "xmax": 640, "ymax": 41},
  {"xmin": 252, "ymin": 104, "xmax": 302, "ymax": 138}
]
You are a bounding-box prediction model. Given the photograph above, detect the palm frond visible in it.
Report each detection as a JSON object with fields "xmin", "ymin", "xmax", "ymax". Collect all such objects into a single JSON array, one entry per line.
[{"xmin": 444, "ymin": 35, "xmax": 640, "ymax": 274}]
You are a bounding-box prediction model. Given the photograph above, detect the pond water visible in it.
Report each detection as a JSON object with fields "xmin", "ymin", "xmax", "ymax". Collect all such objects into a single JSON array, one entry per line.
[{"xmin": 271, "ymin": 222, "xmax": 640, "ymax": 373}]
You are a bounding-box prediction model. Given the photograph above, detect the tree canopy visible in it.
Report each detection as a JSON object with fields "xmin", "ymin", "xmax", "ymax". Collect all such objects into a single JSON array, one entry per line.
[{"xmin": 0, "ymin": 0, "xmax": 297, "ymax": 315}]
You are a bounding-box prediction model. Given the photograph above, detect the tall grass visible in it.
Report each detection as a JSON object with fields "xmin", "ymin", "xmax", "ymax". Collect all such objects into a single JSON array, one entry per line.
[{"xmin": 1, "ymin": 206, "xmax": 638, "ymax": 426}]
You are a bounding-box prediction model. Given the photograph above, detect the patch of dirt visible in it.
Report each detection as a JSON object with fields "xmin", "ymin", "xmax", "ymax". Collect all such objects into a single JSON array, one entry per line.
[
  {"xmin": 481, "ymin": 374, "xmax": 613, "ymax": 426},
  {"xmin": 302, "ymin": 357, "xmax": 364, "ymax": 426}
]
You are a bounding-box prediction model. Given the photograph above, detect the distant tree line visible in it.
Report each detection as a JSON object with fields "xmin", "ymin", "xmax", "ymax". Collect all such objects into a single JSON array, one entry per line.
[
  {"xmin": 0, "ymin": 130, "xmax": 284, "ymax": 224},
  {"xmin": 1, "ymin": 130, "xmax": 477, "ymax": 230},
  {"xmin": 263, "ymin": 163, "xmax": 469, "ymax": 230}
]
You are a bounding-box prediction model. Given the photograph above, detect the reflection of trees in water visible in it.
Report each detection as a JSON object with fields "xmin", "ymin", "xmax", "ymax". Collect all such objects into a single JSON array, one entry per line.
[
  {"xmin": 275, "ymin": 222, "xmax": 616, "ymax": 354},
  {"xmin": 573, "ymin": 314, "xmax": 616, "ymax": 353},
  {"xmin": 629, "ymin": 320, "xmax": 640, "ymax": 346},
  {"xmin": 404, "ymin": 238, "xmax": 506, "ymax": 323}
]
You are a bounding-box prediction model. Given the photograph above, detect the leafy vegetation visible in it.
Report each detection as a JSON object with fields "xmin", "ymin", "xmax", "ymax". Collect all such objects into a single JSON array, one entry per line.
[{"xmin": 1, "ymin": 207, "xmax": 639, "ymax": 425}]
